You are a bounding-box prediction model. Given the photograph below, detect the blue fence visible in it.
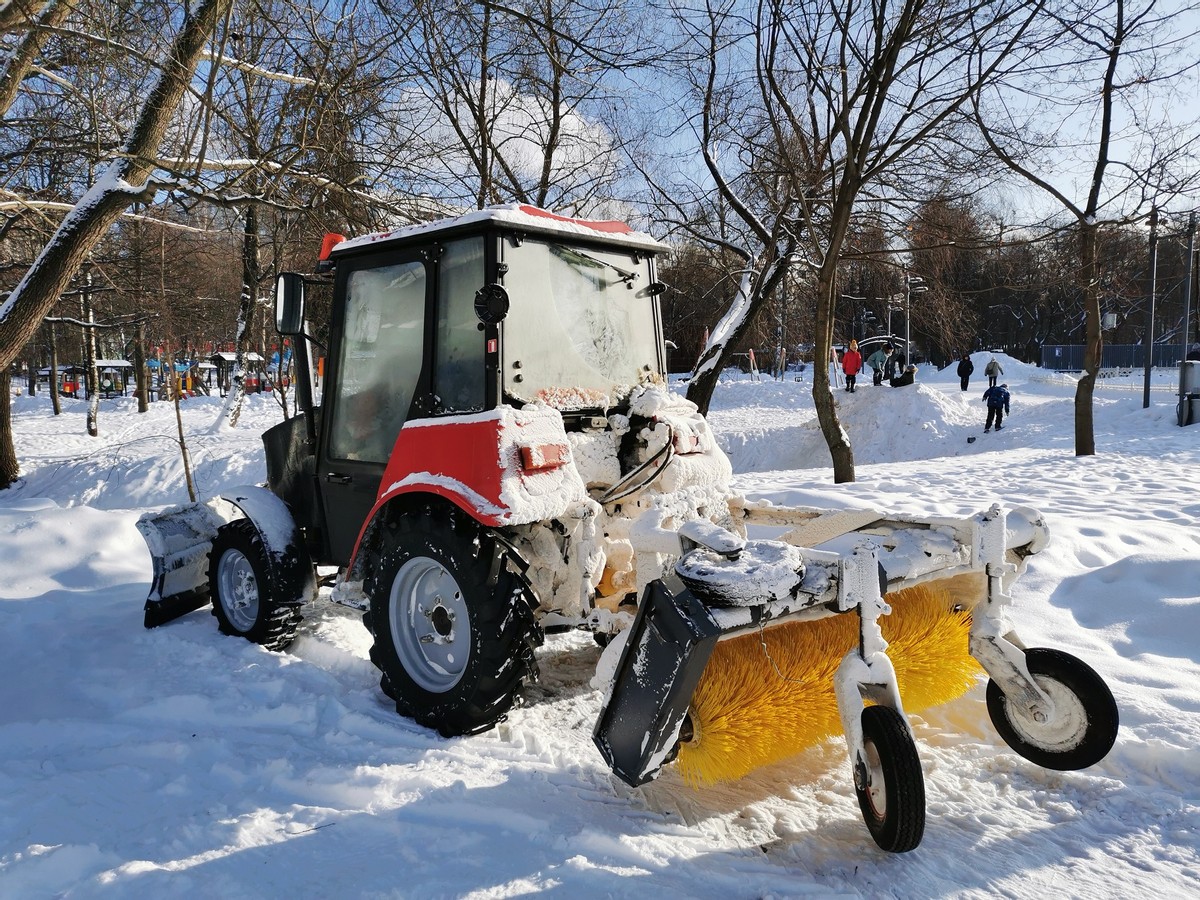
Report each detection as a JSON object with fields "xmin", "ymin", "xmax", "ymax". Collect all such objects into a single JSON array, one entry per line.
[{"xmin": 1041, "ymin": 343, "xmax": 1189, "ymax": 371}]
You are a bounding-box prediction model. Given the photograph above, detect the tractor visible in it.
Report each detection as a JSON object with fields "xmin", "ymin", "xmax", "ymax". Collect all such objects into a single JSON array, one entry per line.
[{"xmin": 137, "ymin": 204, "xmax": 1117, "ymax": 853}]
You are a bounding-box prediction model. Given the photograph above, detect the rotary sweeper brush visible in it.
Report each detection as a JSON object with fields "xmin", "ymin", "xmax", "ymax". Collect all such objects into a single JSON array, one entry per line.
[{"xmin": 136, "ymin": 205, "xmax": 1119, "ymax": 853}]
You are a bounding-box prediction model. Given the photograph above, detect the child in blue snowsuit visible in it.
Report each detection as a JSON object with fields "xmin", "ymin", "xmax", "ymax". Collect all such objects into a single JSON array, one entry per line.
[{"xmin": 982, "ymin": 383, "xmax": 1010, "ymax": 432}]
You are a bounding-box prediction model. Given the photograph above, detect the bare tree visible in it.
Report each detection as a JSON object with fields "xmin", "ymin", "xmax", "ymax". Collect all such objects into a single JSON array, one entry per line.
[
  {"xmin": 647, "ymin": 0, "xmax": 1044, "ymax": 481},
  {"xmin": 0, "ymin": 0, "xmax": 234, "ymax": 487},
  {"xmin": 374, "ymin": 0, "xmax": 645, "ymax": 213},
  {"xmin": 974, "ymin": 0, "xmax": 1200, "ymax": 454}
]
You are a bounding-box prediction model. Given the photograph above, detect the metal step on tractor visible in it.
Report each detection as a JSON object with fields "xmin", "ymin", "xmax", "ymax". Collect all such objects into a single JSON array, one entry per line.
[{"xmin": 137, "ymin": 204, "xmax": 1118, "ymax": 853}]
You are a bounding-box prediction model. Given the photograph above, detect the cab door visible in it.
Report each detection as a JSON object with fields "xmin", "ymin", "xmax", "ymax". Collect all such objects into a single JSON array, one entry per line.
[{"xmin": 318, "ymin": 252, "xmax": 430, "ymax": 565}]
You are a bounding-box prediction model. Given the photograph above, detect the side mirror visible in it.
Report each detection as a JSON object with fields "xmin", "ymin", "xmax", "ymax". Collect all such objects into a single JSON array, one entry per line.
[{"xmin": 275, "ymin": 272, "xmax": 306, "ymax": 335}]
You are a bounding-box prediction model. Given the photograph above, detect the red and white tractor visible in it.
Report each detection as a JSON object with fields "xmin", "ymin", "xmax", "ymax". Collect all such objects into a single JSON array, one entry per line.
[{"xmin": 137, "ymin": 205, "xmax": 1117, "ymax": 852}]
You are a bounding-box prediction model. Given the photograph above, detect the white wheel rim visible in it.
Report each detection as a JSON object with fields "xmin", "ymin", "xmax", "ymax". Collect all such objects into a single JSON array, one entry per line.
[
  {"xmin": 1005, "ymin": 674, "xmax": 1089, "ymax": 752},
  {"xmin": 863, "ymin": 740, "xmax": 887, "ymax": 818},
  {"xmin": 217, "ymin": 548, "xmax": 259, "ymax": 632},
  {"xmin": 390, "ymin": 556, "xmax": 470, "ymax": 692}
]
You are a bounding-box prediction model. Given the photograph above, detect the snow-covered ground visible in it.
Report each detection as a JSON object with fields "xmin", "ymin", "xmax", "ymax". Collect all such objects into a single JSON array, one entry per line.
[{"xmin": 2, "ymin": 353, "xmax": 1198, "ymax": 898}]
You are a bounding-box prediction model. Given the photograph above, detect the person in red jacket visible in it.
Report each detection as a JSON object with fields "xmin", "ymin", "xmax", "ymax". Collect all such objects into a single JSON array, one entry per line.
[{"xmin": 842, "ymin": 340, "xmax": 863, "ymax": 392}]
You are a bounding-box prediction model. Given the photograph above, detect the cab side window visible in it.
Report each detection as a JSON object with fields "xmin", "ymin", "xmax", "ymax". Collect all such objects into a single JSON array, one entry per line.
[
  {"xmin": 329, "ymin": 260, "xmax": 427, "ymax": 462},
  {"xmin": 434, "ymin": 237, "xmax": 486, "ymax": 413}
]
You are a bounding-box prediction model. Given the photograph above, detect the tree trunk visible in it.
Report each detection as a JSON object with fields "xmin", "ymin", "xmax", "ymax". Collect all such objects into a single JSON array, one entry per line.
[
  {"xmin": 1074, "ymin": 221, "xmax": 1100, "ymax": 456},
  {"xmin": 133, "ymin": 321, "xmax": 148, "ymax": 413},
  {"xmin": 812, "ymin": 265, "xmax": 855, "ymax": 482},
  {"xmin": 0, "ymin": 369, "xmax": 16, "ymax": 489},
  {"xmin": 48, "ymin": 322, "xmax": 61, "ymax": 415},
  {"xmin": 83, "ymin": 276, "xmax": 99, "ymax": 437},
  {"xmin": 684, "ymin": 361, "xmax": 722, "ymax": 415},
  {"xmin": 216, "ymin": 203, "xmax": 259, "ymax": 430}
]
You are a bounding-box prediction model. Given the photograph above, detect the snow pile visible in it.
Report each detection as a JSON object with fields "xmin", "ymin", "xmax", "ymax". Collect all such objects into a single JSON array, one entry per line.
[{"xmin": 2, "ymin": 353, "xmax": 1200, "ymax": 896}]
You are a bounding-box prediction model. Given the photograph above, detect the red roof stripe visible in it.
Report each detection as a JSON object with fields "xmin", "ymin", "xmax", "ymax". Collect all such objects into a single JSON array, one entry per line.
[{"xmin": 517, "ymin": 204, "xmax": 633, "ymax": 234}]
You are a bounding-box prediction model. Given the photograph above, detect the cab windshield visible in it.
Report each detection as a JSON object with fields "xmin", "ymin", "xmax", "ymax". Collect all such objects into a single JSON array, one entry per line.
[{"xmin": 501, "ymin": 238, "xmax": 662, "ymax": 410}]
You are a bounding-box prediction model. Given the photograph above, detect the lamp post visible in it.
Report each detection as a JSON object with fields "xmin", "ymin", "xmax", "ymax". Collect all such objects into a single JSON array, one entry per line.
[
  {"xmin": 886, "ymin": 293, "xmax": 904, "ymax": 343},
  {"xmin": 1143, "ymin": 207, "xmax": 1159, "ymax": 410},
  {"xmin": 841, "ymin": 294, "xmax": 866, "ymax": 340},
  {"xmin": 904, "ymin": 271, "xmax": 927, "ymax": 366},
  {"xmin": 1177, "ymin": 211, "xmax": 1197, "ymax": 426}
]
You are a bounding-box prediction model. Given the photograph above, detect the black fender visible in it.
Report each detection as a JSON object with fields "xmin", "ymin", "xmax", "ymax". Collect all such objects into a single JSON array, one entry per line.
[{"xmin": 213, "ymin": 485, "xmax": 317, "ymax": 608}]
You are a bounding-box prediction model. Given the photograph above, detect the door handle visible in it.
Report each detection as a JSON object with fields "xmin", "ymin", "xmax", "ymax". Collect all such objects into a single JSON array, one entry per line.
[{"xmin": 326, "ymin": 472, "xmax": 352, "ymax": 485}]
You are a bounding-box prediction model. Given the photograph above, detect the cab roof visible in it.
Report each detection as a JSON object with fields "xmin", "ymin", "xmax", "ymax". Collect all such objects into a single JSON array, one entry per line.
[{"xmin": 331, "ymin": 203, "xmax": 668, "ymax": 257}]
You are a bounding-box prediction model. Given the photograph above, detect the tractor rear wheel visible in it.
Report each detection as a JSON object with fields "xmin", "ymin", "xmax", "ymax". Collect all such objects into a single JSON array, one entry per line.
[
  {"xmin": 365, "ymin": 505, "xmax": 539, "ymax": 737},
  {"xmin": 208, "ymin": 519, "xmax": 303, "ymax": 651},
  {"xmin": 986, "ymin": 648, "xmax": 1118, "ymax": 770},
  {"xmin": 854, "ymin": 705, "xmax": 925, "ymax": 853}
]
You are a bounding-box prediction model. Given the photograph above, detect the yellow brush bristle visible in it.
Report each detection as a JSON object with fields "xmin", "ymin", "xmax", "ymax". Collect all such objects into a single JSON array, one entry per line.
[{"xmin": 675, "ymin": 582, "xmax": 981, "ymax": 786}]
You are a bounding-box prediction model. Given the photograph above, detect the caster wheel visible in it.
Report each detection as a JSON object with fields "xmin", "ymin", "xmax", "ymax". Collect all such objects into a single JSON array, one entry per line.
[
  {"xmin": 986, "ymin": 648, "xmax": 1118, "ymax": 770},
  {"xmin": 854, "ymin": 705, "xmax": 925, "ymax": 852}
]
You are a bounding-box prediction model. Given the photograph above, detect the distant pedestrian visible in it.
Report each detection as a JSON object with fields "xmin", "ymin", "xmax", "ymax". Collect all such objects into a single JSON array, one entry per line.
[
  {"xmin": 866, "ymin": 345, "xmax": 889, "ymax": 386},
  {"xmin": 842, "ymin": 340, "xmax": 863, "ymax": 392},
  {"xmin": 984, "ymin": 356, "xmax": 1003, "ymax": 387},
  {"xmin": 890, "ymin": 364, "xmax": 917, "ymax": 388},
  {"xmin": 982, "ymin": 382, "xmax": 1010, "ymax": 432},
  {"xmin": 1187, "ymin": 344, "xmax": 1200, "ymax": 361},
  {"xmin": 956, "ymin": 353, "xmax": 974, "ymax": 392}
]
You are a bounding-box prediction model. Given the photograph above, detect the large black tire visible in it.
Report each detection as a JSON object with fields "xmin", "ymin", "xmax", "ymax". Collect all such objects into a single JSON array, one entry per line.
[
  {"xmin": 364, "ymin": 504, "xmax": 540, "ymax": 737},
  {"xmin": 854, "ymin": 705, "xmax": 925, "ymax": 853},
  {"xmin": 986, "ymin": 647, "xmax": 1118, "ymax": 771},
  {"xmin": 208, "ymin": 519, "xmax": 303, "ymax": 651}
]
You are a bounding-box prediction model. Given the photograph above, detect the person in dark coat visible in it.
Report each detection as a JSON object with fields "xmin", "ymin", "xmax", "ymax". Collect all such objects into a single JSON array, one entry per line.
[
  {"xmin": 982, "ymin": 382, "xmax": 1011, "ymax": 432},
  {"xmin": 890, "ymin": 364, "xmax": 916, "ymax": 387},
  {"xmin": 956, "ymin": 353, "xmax": 974, "ymax": 391}
]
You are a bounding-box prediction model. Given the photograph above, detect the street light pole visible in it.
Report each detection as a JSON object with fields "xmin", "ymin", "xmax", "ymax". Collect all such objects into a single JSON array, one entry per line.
[
  {"xmin": 841, "ymin": 294, "xmax": 866, "ymax": 340},
  {"xmin": 1143, "ymin": 206, "xmax": 1159, "ymax": 409},
  {"xmin": 904, "ymin": 271, "xmax": 926, "ymax": 366},
  {"xmin": 1177, "ymin": 211, "xmax": 1196, "ymax": 426}
]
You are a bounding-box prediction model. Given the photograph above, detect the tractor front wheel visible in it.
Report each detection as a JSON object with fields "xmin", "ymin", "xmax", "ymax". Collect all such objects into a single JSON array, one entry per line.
[
  {"xmin": 365, "ymin": 505, "xmax": 539, "ymax": 737},
  {"xmin": 854, "ymin": 705, "xmax": 925, "ymax": 853},
  {"xmin": 208, "ymin": 519, "xmax": 302, "ymax": 651},
  {"xmin": 986, "ymin": 648, "xmax": 1118, "ymax": 771}
]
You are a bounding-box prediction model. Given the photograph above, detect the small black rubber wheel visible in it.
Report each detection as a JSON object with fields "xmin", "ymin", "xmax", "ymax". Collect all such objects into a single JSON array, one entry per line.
[
  {"xmin": 854, "ymin": 705, "xmax": 926, "ymax": 853},
  {"xmin": 986, "ymin": 647, "xmax": 1118, "ymax": 771},
  {"xmin": 364, "ymin": 504, "xmax": 540, "ymax": 737},
  {"xmin": 208, "ymin": 519, "xmax": 303, "ymax": 651}
]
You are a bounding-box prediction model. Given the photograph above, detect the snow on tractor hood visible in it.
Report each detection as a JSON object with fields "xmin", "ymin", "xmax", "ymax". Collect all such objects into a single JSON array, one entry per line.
[{"xmin": 369, "ymin": 402, "xmax": 591, "ymax": 530}]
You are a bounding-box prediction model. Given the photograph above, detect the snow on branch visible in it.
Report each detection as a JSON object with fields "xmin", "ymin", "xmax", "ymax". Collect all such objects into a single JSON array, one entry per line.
[
  {"xmin": 0, "ymin": 193, "xmax": 212, "ymax": 233},
  {"xmin": 200, "ymin": 50, "xmax": 315, "ymax": 86}
]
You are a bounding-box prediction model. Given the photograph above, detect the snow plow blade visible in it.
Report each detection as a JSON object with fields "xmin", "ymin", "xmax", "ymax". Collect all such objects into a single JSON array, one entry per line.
[
  {"xmin": 136, "ymin": 503, "xmax": 221, "ymax": 628},
  {"xmin": 593, "ymin": 574, "xmax": 722, "ymax": 787}
]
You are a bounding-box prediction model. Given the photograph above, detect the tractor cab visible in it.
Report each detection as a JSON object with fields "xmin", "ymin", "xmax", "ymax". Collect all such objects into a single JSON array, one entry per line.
[{"xmin": 272, "ymin": 204, "xmax": 670, "ymax": 566}]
